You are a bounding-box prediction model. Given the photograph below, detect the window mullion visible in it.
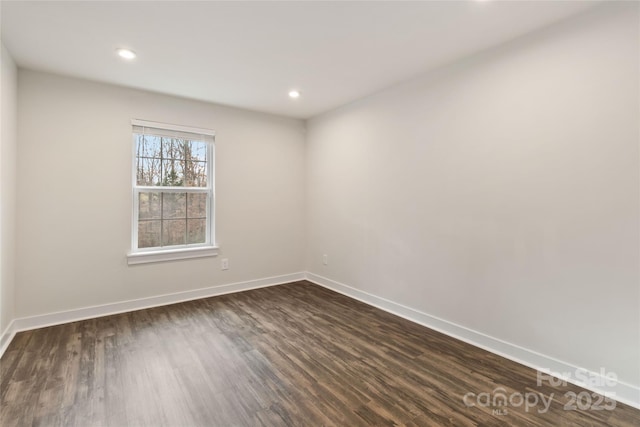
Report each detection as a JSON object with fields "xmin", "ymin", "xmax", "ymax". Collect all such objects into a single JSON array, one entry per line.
[{"xmin": 134, "ymin": 186, "xmax": 208, "ymax": 193}]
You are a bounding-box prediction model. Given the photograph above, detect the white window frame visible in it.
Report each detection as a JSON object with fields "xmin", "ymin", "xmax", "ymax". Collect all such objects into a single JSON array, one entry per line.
[{"xmin": 127, "ymin": 119, "xmax": 218, "ymax": 265}]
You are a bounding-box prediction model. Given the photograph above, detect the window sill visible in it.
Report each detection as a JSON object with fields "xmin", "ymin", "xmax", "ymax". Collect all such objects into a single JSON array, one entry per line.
[{"xmin": 127, "ymin": 246, "xmax": 219, "ymax": 265}]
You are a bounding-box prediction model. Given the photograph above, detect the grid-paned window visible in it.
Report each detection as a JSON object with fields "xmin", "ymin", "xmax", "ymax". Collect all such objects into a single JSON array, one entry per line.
[{"xmin": 131, "ymin": 120, "xmax": 215, "ymax": 254}]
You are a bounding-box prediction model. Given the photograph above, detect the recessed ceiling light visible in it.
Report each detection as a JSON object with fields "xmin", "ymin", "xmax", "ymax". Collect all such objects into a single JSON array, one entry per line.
[
  {"xmin": 116, "ymin": 48, "xmax": 137, "ymax": 60},
  {"xmin": 288, "ymin": 90, "xmax": 301, "ymax": 99}
]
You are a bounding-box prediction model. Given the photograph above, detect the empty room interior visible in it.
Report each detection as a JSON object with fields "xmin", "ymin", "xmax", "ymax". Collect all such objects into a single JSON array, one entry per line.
[{"xmin": 1, "ymin": 1, "xmax": 639, "ymax": 426}]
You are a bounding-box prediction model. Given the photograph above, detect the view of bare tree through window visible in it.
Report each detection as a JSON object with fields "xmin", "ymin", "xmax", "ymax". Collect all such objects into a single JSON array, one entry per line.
[{"xmin": 135, "ymin": 134, "xmax": 209, "ymax": 249}]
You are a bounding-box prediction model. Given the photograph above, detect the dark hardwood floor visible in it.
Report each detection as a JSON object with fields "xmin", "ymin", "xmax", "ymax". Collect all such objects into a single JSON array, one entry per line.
[{"xmin": 1, "ymin": 281, "xmax": 638, "ymax": 426}]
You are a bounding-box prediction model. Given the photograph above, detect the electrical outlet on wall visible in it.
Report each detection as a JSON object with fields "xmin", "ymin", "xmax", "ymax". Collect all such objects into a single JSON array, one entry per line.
[
  {"xmin": 221, "ymin": 258, "xmax": 229, "ymax": 270},
  {"xmin": 322, "ymin": 254, "xmax": 328, "ymax": 265}
]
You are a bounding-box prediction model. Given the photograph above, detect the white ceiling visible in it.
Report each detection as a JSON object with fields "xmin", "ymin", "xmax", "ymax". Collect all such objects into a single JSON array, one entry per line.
[{"xmin": 2, "ymin": 1, "xmax": 599, "ymax": 119}]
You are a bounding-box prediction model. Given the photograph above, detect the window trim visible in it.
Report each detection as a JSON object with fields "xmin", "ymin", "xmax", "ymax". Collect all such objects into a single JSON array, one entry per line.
[
  {"xmin": 127, "ymin": 246, "xmax": 219, "ymax": 265},
  {"xmin": 131, "ymin": 119, "xmax": 216, "ymax": 138},
  {"xmin": 127, "ymin": 119, "xmax": 217, "ymax": 265}
]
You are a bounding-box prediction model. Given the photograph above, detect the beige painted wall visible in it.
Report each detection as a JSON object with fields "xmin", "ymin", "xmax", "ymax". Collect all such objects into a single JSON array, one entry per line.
[
  {"xmin": 306, "ymin": 4, "xmax": 639, "ymax": 387},
  {"xmin": 1, "ymin": 44, "xmax": 17, "ymax": 335},
  {"xmin": 16, "ymin": 70, "xmax": 306, "ymax": 317}
]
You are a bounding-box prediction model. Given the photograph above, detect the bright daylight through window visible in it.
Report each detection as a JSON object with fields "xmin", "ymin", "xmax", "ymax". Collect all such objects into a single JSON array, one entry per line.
[{"xmin": 128, "ymin": 120, "xmax": 216, "ymax": 264}]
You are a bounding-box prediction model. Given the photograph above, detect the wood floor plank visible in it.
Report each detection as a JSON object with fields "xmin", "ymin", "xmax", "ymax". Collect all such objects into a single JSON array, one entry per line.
[{"xmin": 1, "ymin": 281, "xmax": 639, "ymax": 426}]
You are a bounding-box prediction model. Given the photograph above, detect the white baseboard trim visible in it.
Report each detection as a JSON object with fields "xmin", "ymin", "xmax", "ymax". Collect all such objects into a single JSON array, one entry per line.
[
  {"xmin": 0, "ymin": 319, "xmax": 17, "ymax": 358},
  {"xmin": 305, "ymin": 272, "xmax": 640, "ymax": 410},
  {"xmin": 0, "ymin": 272, "xmax": 305, "ymax": 359}
]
